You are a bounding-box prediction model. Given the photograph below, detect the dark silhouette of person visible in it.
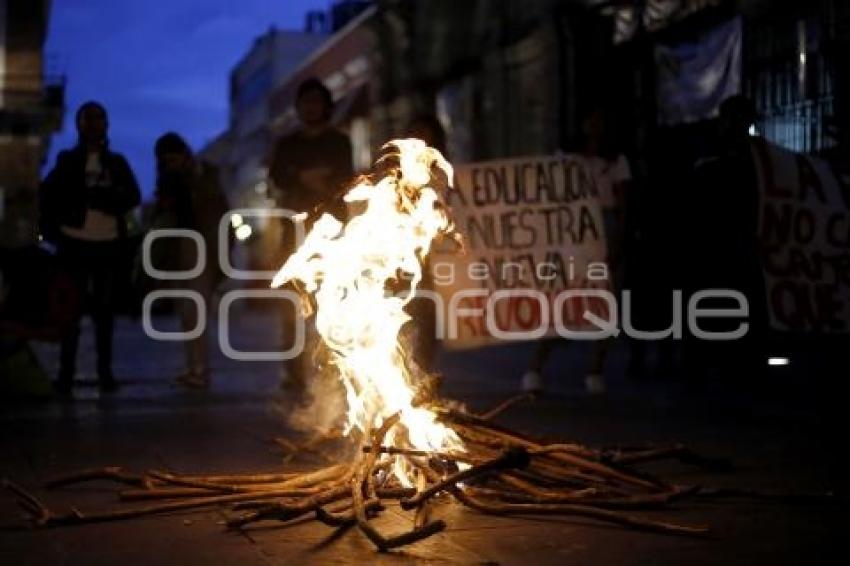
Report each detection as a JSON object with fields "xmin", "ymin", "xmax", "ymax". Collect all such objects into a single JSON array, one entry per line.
[
  {"xmin": 151, "ymin": 132, "xmax": 230, "ymax": 389},
  {"xmin": 269, "ymin": 78, "xmax": 353, "ymax": 216},
  {"xmin": 407, "ymin": 113, "xmax": 448, "ymax": 156},
  {"xmin": 268, "ymin": 78, "xmax": 353, "ymax": 390},
  {"xmin": 39, "ymin": 101, "xmax": 141, "ymax": 395},
  {"xmin": 686, "ymin": 95, "xmax": 766, "ymax": 378}
]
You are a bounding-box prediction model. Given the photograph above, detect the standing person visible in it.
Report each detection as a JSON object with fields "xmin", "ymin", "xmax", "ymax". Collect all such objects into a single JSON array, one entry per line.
[
  {"xmin": 268, "ymin": 78, "xmax": 353, "ymax": 390},
  {"xmin": 521, "ymin": 109, "xmax": 632, "ymax": 395},
  {"xmin": 408, "ymin": 113, "xmax": 447, "ymax": 156},
  {"xmin": 39, "ymin": 101, "xmax": 141, "ymax": 395},
  {"xmin": 686, "ymin": 96, "xmax": 766, "ymax": 379},
  {"xmin": 151, "ymin": 132, "xmax": 230, "ymax": 389}
]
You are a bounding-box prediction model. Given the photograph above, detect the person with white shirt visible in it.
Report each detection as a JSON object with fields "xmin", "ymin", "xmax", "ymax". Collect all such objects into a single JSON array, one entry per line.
[{"xmin": 39, "ymin": 101, "xmax": 141, "ymax": 396}]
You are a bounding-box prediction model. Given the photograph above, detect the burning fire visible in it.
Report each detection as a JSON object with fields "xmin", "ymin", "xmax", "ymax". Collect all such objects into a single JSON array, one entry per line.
[
  {"xmin": 10, "ymin": 141, "xmax": 710, "ymax": 540},
  {"xmin": 271, "ymin": 139, "xmax": 464, "ymax": 484}
]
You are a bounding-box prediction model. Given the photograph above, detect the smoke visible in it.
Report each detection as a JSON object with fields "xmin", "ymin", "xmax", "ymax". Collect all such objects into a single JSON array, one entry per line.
[
  {"xmin": 274, "ymin": 316, "xmax": 443, "ymax": 437},
  {"xmin": 284, "ymin": 328, "xmax": 347, "ymax": 435}
]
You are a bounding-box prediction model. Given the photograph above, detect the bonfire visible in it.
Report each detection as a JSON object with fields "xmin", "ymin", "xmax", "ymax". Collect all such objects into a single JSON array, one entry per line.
[{"xmin": 5, "ymin": 139, "xmax": 792, "ymax": 551}]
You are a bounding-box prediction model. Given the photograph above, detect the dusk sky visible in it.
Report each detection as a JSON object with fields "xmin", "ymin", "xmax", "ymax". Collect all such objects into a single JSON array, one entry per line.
[{"xmin": 45, "ymin": 0, "xmax": 327, "ymax": 199}]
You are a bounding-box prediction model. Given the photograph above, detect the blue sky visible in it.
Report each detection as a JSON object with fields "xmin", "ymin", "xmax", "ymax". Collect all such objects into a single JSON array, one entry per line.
[{"xmin": 45, "ymin": 0, "xmax": 327, "ymax": 199}]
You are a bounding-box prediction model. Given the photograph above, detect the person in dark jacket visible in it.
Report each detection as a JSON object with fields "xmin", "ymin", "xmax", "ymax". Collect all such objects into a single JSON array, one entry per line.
[
  {"xmin": 39, "ymin": 101, "xmax": 141, "ymax": 394},
  {"xmin": 268, "ymin": 78, "xmax": 353, "ymax": 216},
  {"xmin": 151, "ymin": 132, "xmax": 230, "ymax": 388},
  {"xmin": 686, "ymin": 95, "xmax": 766, "ymax": 379},
  {"xmin": 268, "ymin": 78, "xmax": 353, "ymax": 391}
]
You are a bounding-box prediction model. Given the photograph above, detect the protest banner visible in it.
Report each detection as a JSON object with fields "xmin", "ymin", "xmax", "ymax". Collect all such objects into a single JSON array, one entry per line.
[
  {"xmin": 431, "ymin": 155, "xmax": 610, "ymax": 349},
  {"xmin": 754, "ymin": 140, "xmax": 850, "ymax": 332}
]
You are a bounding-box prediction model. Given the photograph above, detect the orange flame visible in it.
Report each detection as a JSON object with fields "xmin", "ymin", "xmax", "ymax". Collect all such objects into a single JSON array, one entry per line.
[{"xmin": 272, "ymin": 139, "xmax": 464, "ymax": 484}]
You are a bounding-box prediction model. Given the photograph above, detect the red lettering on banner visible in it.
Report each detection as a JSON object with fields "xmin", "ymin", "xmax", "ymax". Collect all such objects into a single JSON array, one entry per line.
[{"xmin": 771, "ymin": 280, "xmax": 846, "ymax": 332}]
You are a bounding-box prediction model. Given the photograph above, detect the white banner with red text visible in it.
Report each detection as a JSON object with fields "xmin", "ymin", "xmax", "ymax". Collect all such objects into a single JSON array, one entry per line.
[
  {"xmin": 754, "ymin": 140, "xmax": 850, "ymax": 332},
  {"xmin": 430, "ymin": 155, "xmax": 611, "ymax": 350}
]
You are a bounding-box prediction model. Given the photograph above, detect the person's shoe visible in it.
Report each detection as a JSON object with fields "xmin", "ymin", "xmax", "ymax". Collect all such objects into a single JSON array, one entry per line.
[
  {"xmin": 584, "ymin": 373, "xmax": 606, "ymax": 395},
  {"xmin": 521, "ymin": 370, "xmax": 543, "ymax": 394}
]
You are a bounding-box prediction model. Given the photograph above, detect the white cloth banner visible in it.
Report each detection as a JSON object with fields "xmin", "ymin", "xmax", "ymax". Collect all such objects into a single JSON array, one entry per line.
[
  {"xmin": 754, "ymin": 140, "xmax": 850, "ymax": 332},
  {"xmin": 655, "ymin": 17, "xmax": 742, "ymax": 125},
  {"xmin": 431, "ymin": 155, "xmax": 610, "ymax": 350}
]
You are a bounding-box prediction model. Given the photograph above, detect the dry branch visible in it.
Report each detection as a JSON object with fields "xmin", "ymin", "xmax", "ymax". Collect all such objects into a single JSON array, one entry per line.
[{"xmin": 4, "ymin": 397, "xmax": 821, "ymax": 552}]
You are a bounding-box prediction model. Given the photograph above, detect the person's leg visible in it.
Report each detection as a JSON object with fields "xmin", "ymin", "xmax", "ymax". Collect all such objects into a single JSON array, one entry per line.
[
  {"xmin": 407, "ymin": 294, "xmax": 437, "ymax": 373},
  {"xmin": 626, "ymin": 337, "xmax": 649, "ymax": 379},
  {"xmin": 187, "ymin": 276, "xmax": 211, "ymax": 375},
  {"xmin": 175, "ymin": 239, "xmax": 212, "ymax": 388},
  {"xmin": 521, "ymin": 338, "xmax": 558, "ymax": 393},
  {"xmin": 656, "ymin": 338, "xmax": 676, "ymax": 380},
  {"xmin": 56, "ymin": 240, "xmax": 86, "ymax": 392},
  {"xmin": 529, "ymin": 338, "xmax": 555, "ymax": 373},
  {"xmin": 90, "ymin": 243, "xmax": 118, "ymax": 389},
  {"xmin": 185, "ymin": 319, "xmax": 209, "ymax": 375},
  {"xmin": 93, "ymin": 306, "xmax": 115, "ymax": 383},
  {"xmin": 58, "ymin": 319, "xmax": 81, "ymax": 389},
  {"xmin": 279, "ymin": 285, "xmax": 306, "ymax": 390},
  {"xmin": 585, "ymin": 233, "xmax": 623, "ymax": 395},
  {"xmin": 276, "ymin": 225, "xmax": 305, "ymax": 391},
  {"xmin": 175, "ymin": 291, "xmax": 209, "ymax": 387},
  {"xmin": 585, "ymin": 337, "xmax": 611, "ymax": 394}
]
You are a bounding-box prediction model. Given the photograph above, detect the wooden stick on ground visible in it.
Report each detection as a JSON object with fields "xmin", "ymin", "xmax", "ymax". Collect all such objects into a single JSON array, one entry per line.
[
  {"xmin": 351, "ymin": 413, "xmax": 447, "ymax": 551},
  {"xmin": 479, "ymin": 392, "xmax": 533, "ymax": 420},
  {"xmin": 6, "ymin": 394, "xmax": 798, "ymax": 550},
  {"xmin": 400, "ymin": 447, "xmax": 531, "ymax": 510},
  {"xmin": 43, "ymin": 467, "xmax": 151, "ymax": 490},
  {"xmin": 451, "ymin": 487, "xmax": 709, "ymax": 537},
  {"xmin": 7, "ymin": 481, "xmax": 351, "ymax": 528}
]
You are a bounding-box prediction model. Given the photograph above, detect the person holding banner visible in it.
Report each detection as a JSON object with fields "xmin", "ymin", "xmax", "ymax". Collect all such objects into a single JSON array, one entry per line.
[{"xmin": 521, "ymin": 109, "xmax": 632, "ymax": 395}]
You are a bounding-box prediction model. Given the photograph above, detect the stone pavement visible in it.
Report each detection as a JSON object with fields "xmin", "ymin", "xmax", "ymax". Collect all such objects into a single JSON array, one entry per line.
[{"xmin": 0, "ymin": 308, "xmax": 845, "ymax": 565}]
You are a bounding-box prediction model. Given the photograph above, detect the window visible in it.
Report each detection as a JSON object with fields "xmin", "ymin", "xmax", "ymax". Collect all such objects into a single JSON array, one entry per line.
[{"xmin": 744, "ymin": 16, "xmax": 835, "ymax": 153}]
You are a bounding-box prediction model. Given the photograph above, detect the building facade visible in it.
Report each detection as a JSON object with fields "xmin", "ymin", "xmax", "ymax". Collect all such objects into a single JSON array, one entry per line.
[
  {"xmin": 206, "ymin": 0, "xmax": 848, "ymax": 276},
  {"xmin": 201, "ymin": 2, "xmax": 376, "ymax": 275},
  {"xmin": 0, "ymin": 0, "xmax": 64, "ymax": 247},
  {"xmin": 221, "ymin": 27, "xmax": 327, "ymax": 209},
  {"xmin": 600, "ymin": 0, "xmax": 849, "ymax": 156}
]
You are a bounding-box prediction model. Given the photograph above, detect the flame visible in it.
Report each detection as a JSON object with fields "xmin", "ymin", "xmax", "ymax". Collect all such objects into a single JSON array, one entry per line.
[{"xmin": 271, "ymin": 139, "xmax": 464, "ymax": 484}]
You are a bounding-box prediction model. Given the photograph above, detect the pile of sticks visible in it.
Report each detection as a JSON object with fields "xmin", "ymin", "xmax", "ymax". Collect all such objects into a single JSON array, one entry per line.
[{"xmin": 2, "ymin": 393, "xmax": 755, "ymax": 551}]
